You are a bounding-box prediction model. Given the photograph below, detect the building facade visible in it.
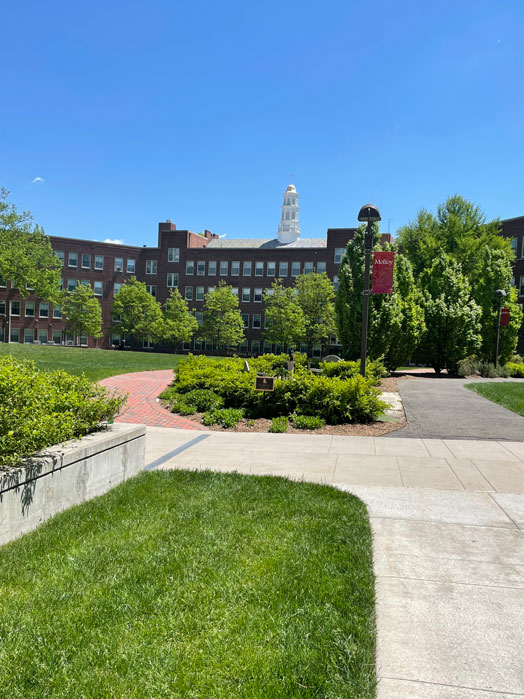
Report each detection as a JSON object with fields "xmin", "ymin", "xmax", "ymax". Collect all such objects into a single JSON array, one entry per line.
[{"xmin": 1, "ymin": 186, "xmax": 524, "ymax": 354}]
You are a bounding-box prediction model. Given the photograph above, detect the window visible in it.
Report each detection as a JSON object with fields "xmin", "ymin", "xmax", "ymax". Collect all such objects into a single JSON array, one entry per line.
[
  {"xmin": 185, "ymin": 286, "xmax": 193, "ymax": 301},
  {"xmin": 252, "ymin": 314, "xmax": 261, "ymax": 329},
  {"xmin": 56, "ymin": 251, "xmax": 65, "ymax": 265},
  {"xmin": 254, "ymin": 288, "xmax": 263, "ymax": 302},
  {"xmin": 208, "ymin": 286, "xmax": 215, "ymax": 293},
  {"xmin": 52, "ymin": 330, "xmax": 62, "ymax": 344},
  {"xmin": 291, "ymin": 261, "xmax": 301, "ymax": 276},
  {"xmin": 0, "ymin": 278, "xmax": 6, "ymax": 287},
  {"xmin": 146, "ymin": 260, "xmax": 157, "ymax": 275},
  {"xmin": 81, "ymin": 279, "xmax": 90, "ymax": 287},
  {"xmin": 24, "ymin": 329, "xmax": 34, "ymax": 344},
  {"xmin": 68, "ymin": 279, "xmax": 77, "ymax": 291},
  {"xmin": 243, "ymin": 261, "xmax": 252, "ymax": 276},
  {"xmin": 26, "ymin": 283, "xmax": 35, "ymax": 291},
  {"xmin": 168, "ymin": 248, "xmax": 180, "ymax": 262},
  {"xmin": 255, "ymin": 261, "xmax": 264, "ymax": 276},
  {"xmin": 167, "ymin": 273, "xmax": 179, "ymax": 288},
  {"xmin": 520, "ymin": 276, "xmax": 524, "ymax": 297},
  {"xmin": 333, "ymin": 275, "xmax": 339, "ymax": 291},
  {"xmin": 79, "ymin": 335, "xmax": 88, "ymax": 347},
  {"xmin": 267, "ymin": 261, "xmax": 276, "ymax": 277},
  {"xmin": 208, "ymin": 260, "xmax": 217, "ymax": 275},
  {"xmin": 231, "ymin": 261, "xmax": 240, "ymax": 276},
  {"xmin": 68, "ymin": 252, "xmax": 78, "ymax": 267},
  {"xmin": 195, "ymin": 311, "xmax": 203, "ymax": 326},
  {"xmin": 186, "ymin": 260, "xmax": 194, "ymax": 275},
  {"xmin": 38, "ymin": 330, "xmax": 48, "ymax": 344},
  {"xmin": 220, "ymin": 261, "xmax": 228, "ymax": 276},
  {"xmin": 265, "ymin": 288, "xmax": 274, "ymax": 297},
  {"xmin": 10, "ymin": 327, "xmax": 20, "ymax": 343},
  {"xmin": 10, "ymin": 300, "xmax": 20, "ymax": 316},
  {"xmin": 231, "ymin": 287, "xmax": 239, "ymax": 296},
  {"xmin": 334, "ymin": 248, "xmax": 345, "ymax": 264},
  {"xmin": 114, "ymin": 257, "xmax": 124, "ymax": 272},
  {"xmin": 93, "ymin": 281, "xmax": 103, "ymax": 296},
  {"xmin": 25, "ymin": 301, "xmax": 35, "ymax": 317},
  {"xmin": 146, "ymin": 285, "xmax": 157, "ymax": 297},
  {"xmin": 511, "ymin": 237, "xmax": 518, "ymax": 254},
  {"xmin": 0, "ymin": 300, "xmax": 5, "ymax": 315},
  {"xmin": 59, "ymin": 278, "xmax": 63, "ymax": 291},
  {"xmin": 127, "ymin": 259, "xmax": 135, "ymax": 273},
  {"xmin": 94, "ymin": 255, "xmax": 104, "ymax": 270},
  {"xmin": 82, "ymin": 253, "xmax": 91, "ymax": 268},
  {"xmin": 304, "ymin": 262, "xmax": 313, "ymax": 274},
  {"xmin": 242, "ymin": 288, "xmax": 251, "ymax": 302},
  {"xmin": 317, "ymin": 261, "xmax": 326, "ymax": 274},
  {"xmin": 114, "ymin": 283, "xmax": 122, "ymax": 294},
  {"xmin": 241, "ymin": 313, "xmax": 249, "ymax": 328},
  {"xmin": 264, "ymin": 315, "xmax": 269, "ymax": 329},
  {"xmin": 53, "ymin": 305, "xmax": 62, "ymax": 319},
  {"xmin": 39, "ymin": 303, "xmax": 49, "ymax": 318},
  {"xmin": 143, "ymin": 339, "xmax": 154, "ymax": 349},
  {"xmin": 196, "ymin": 286, "xmax": 205, "ymax": 301},
  {"xmin": 197, "ymin": 260, "xmax": 206, "ymax": 276},
  {"xmin": 251, "ymin": 339, "xmax": 260, "ymax": 353},
  {"xmin": 279, "ymin": 262, "xmax": 288, "ymax": 277}
]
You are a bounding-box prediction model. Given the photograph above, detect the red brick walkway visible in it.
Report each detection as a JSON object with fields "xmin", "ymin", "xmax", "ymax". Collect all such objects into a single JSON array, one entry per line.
[{"xmin": 99, "ymin": 370, "xmax": 208, "ymax": 430}]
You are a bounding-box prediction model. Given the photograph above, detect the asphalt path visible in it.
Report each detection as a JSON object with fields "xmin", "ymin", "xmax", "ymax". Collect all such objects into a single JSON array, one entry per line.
[{"xmin": 386, "ymin": 377, "xmax": 524, "ymax": 440}]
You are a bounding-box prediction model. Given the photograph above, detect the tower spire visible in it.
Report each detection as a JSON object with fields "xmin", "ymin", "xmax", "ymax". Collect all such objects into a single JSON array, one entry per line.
[{"xmin": 277, "ymin": 182, "xmax": 300, "ymax": 244}]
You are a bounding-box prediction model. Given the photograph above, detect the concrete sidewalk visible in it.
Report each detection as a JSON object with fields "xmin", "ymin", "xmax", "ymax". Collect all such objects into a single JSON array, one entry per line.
[{"xmin": 144, "ymin": 427, "xmax": 524, "ymax": 698}]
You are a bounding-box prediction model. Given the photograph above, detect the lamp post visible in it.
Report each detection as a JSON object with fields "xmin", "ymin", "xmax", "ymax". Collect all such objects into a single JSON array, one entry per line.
[
  {"xmin": 494, "ymin": 289, "xmax": 506, "ymax": 367},
  {"xmin": 358, "ymin": 204, "xmax": 381, "ymax": 376}
]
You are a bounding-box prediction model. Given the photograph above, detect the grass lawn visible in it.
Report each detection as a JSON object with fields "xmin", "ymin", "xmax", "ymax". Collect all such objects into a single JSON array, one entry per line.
[
  {"xmin": 467, "ymin": 381, "xmax": 524, "ymax": 416},
  {"xmin": 0, "ymin": 343, "xmax": 185, "ymax": 381},
  {"xmin": 0, "ymin": 471, "xmax": 376, "ymax": 698}
]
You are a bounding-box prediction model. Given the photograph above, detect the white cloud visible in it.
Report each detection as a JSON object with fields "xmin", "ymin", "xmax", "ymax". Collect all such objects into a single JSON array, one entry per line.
[
  {"xmin": 103, "ymin": 238, "xmax": 124, "ymax": 245},
  {"xmin": 218, "ymin": 234, "xmax": 227, "ymax": 238},
  {"xmin": 32, "ymin": 176, "xmax": 44, "ymax": 184}
]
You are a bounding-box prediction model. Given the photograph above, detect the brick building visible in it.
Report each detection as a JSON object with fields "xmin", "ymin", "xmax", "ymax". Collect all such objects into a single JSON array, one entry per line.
[{"xmin": 1, "ymin": 186, "xmax": 523, "ymax": 354}]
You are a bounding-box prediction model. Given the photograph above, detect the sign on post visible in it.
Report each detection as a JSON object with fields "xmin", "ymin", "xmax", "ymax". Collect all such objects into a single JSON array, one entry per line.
[
  {"xmin": 371, "ymin": 251, "xmax": 395, "ymax": 294},
  {"xmin": 500, "ymin": 308, "xmax": 510, "ymax": 326},
  {"xmin": 255, "ymin": 376, "xmax": 274, "ymax": 391}
]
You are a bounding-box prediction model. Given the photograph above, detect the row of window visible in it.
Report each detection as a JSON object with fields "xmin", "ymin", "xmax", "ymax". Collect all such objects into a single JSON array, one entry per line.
[
  {"xmin": 63, "ymin": 279, "xmax": 105, "ymax": 294},
  {"xmin": 5, "ymin": 328, "xmax": 87, "ymax": 345},
  {"xmin": 56, "ymin": 251, "xmax": 136, "ymax": 273},
  {"xmin": 184, "ymin": 259, "xmax": 327, "ymax": 277},
  {"xmin": 0, "ymin": 300, "xmax": 63, "ymax": 318}
]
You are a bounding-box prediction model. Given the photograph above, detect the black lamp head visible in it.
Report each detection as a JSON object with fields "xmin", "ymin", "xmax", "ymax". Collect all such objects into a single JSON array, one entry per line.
[{"xmin": 358, "ymin": 204, "xmax": 381, "ymax": 222}]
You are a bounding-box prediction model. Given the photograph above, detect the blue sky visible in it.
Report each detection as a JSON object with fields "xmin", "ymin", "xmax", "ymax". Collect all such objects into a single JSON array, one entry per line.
[{"xmin": 1, "ymin": 1, "xmax": 523, "ymax": 245}]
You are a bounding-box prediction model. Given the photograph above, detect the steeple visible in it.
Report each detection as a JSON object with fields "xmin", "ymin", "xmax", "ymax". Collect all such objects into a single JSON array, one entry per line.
[{"xmin": 277, "ymin": 183, "xmax": 300, "ymax": 244}]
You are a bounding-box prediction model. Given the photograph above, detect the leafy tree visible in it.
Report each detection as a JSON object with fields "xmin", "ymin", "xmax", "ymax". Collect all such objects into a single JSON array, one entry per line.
[
  {"xmin": 112, "ymin": 277, "xmax": 164, "ymax": 343},
  {"xmin": 416, "ymin": 253, "xmax": 482, "ymax": 374},
  {"xmin": 199, "ymin": 281, "xmax": 245, "ymax": 351},
  {"xmin": 263, "ymin": 279, "xmax": 305, "ymax": 348},
  {"xmin": 62, "ymin": 284, "xmax": 103, "ymax": 345},
  {"xmin": 335, "ymin": 224, "xmax": 424, "ymax": 370},
  {"xmin": 294, "ymin": 272, "xmax": 336, "ymax": 355},
  {"xmin": 473, "ymin": 247, "xmax": 523, "ymax": 364},
  {"xmin": 0, "ymin": 188, "xmax": 61, "ymax": 301},
  {"xmin": 397, "ymin": 195, "xmax": 512, "ymax": 280},
  {"xmin": 162, "ymin": 288, "xmax": 199, "ymax": 347}
]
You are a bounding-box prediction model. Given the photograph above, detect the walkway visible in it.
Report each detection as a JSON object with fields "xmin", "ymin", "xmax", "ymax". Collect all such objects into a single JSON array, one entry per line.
[
  {"xmin": 142, "ymin": 427, "xmax": 524, "ymax": 698},
  {"xmin": 99, "ymin": 371, "xmax": 208, "ymax": 430},
  {"xmin": 388, "ymin": 377, "xmax": 524, "ymax": 440}
]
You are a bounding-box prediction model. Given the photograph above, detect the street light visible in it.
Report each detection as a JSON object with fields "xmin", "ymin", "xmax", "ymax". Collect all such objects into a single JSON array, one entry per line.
[
  {"xmin": 494, "ymin": 289, "xmax": 507, "ymax": 367},
  {"xmin": 358, "ymin": 204, "xmax": 381, "ymax": 376}
]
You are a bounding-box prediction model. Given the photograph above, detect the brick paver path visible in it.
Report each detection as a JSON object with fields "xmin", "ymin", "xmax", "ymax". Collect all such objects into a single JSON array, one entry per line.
[{"xmin": 99, "ymin": 370, "xmax": 208, "ymax": 430}]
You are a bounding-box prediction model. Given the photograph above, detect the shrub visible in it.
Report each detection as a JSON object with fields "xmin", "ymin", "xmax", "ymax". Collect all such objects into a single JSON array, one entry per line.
[
  {"xmin": 320, "ymin": 358, "xmax": 386, "ymax": 385},
  {"xmin": 182, "ymin": 389, "xmax": 224, "ymax": 412},
  {"xmin": 177, "ymin": 402, "xmax": 197, "ymax": 416},
  {"xmin": 293, "ymin": 415, "xmax": 325, "ymax": 430},
  {"xmin": 506, "ymin": 362, "xmax": 524, "ymax": 378},
  {"xmin": 202, "ymin": 407, "xmax": 244, "ymax": 428},
  {"xmin": 457, "ymin": 357, "xmax": 514, "ymax": 378},
  {"xmin": 0, "ymin": 356, "xmax": 125, "ymax": 468},
  {"xmin": 269, "ymin": 416, "xmax": 288, "ymax": 433}
]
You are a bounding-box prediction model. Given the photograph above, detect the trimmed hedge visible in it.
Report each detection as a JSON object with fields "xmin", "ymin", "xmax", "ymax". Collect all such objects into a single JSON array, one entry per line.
[
  {"xmin": 168, "ymin": 354, "xmax": 387, "ymax": 425},
  {"xmin": 507, "ymin": 362, "xmax": 524, "ymax": 378},
  {"xmin": 0, "ymin": 356, "xmax": 126, "ymax": 468}
]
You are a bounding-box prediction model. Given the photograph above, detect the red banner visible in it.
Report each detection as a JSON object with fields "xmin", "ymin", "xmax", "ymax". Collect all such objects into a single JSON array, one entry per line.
[
  {"xmin": 371, "ymin": 251, "xmax": 395, "ymax": 294},
  {"xmin": 500, "ymin": 307, "xmax": 510, "ymax": 326}
]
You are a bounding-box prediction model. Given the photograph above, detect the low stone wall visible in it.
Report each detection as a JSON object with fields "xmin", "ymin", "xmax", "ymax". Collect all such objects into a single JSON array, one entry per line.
[{"xmin": 0, "ymin": 423, "xmax": 146, "ymax": 547}]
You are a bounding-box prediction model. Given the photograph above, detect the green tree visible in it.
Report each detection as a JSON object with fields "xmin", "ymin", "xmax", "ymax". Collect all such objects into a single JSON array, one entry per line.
[
  {"xmin": 62, "ymin": 284, "xmax": 103, "ymax": 345},
  {"xmin": 416, "ymin": 253, "xmax": 482, "ymax": 374},
  {"xmin": 199, "ymin": 281, "xmax": 245, "ymax": 351},
  {"xmin": 263, "ymin": 279, "xmax": 305, "ymax": 349},
  {"xmin": 112, "ymin": 277, "xmax": 164, "ymax": 343},
  {"xmin": 473, "ymin": 247, "xmax": 523, "ymax": 364},
  {"xmin": 335, "ymin": 224, "xmax": 424, "ymax": 369},
  {"xmin": 294, "ymin": 272, "xmax": 336, "ymax": 355},
  {"xmin": 162, "ymin": 288, "xmax": 199, "ymax": 347},
  {"xmin": 0, "ymin": 189, "xmax": 62, "ymax": 300}
]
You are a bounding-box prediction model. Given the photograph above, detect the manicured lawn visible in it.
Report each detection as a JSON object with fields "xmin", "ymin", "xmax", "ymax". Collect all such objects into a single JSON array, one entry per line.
[
  {"xmin": 0, "ymin": 471, "xmax": 376, "ymax": 698},
  {"xmin": 467, "ymin": 381, "xmax": 524, "ymax": 416},
  {"xmin": 0, "ymin": 343, "xmax": 184, "ymax": 381}
]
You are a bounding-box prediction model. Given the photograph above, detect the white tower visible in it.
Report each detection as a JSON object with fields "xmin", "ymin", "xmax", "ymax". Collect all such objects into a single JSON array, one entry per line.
[{"xmin": 277, "ymin": 183, "xmax": 300, "ymax": 244}]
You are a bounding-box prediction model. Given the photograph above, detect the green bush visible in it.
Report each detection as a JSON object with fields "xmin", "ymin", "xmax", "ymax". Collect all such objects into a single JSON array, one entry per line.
[
  {"xmin": 457, "ymin": 357, "xmax": 513, "ymax": 378},
  {"xmin": 269, "ymin": 416, "xmax": 288, "ymax": 433},
  {"xmin": 177, "ymin": 402, "xmax": 197, "ymax": 416},
  {"xmin": 202, "ymin": 407, "xmax": 244, "ymax": 428},
  {"xmin": 293, "ymin": 415, "xmax": 325, "ymax": 430},
  {"xmin": 506, "ymin": 362, "xmax": 524, "ymax": 378},
  {"xmin": 182, "ymin": 389, "xmax": 224, "ymax": 412},
  {"xmin": 320, "ymin": 358, "xmax": 386, "ymax": 385},
  {"xmin": 0, "ymin": 356, "xmax": 125, "ymax": 468}
]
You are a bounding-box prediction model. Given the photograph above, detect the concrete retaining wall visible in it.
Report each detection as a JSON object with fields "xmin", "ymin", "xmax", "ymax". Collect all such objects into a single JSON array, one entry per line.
[{"xmin": 0, "ymin": 423, "xmax": 146, "ymax": 547}]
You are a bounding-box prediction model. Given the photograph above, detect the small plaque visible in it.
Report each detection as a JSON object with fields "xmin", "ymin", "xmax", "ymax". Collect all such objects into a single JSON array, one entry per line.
[{"xmin": 255, "ymin": 376, "xmax": 275, "ymax": 391}]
